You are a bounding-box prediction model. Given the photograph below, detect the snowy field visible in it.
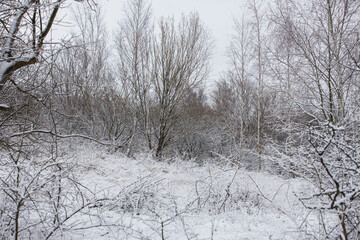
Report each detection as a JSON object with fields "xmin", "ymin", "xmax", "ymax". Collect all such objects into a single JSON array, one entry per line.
[{"xmin": 35, "ymin": 141, "xmax": 332, "ymax": 240}]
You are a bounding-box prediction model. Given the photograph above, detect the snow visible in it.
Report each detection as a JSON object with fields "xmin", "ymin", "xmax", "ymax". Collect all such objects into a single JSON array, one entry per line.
[
  {"xmin": 47, "ymin": 140, "xmax": 327, "ymax": 239},
  {"xmin": 0, "ymin": 104, "xmax": 10, "ymax": 109},
  {"xmin": 0, "ymin": 61, "xmax": 13, "ymax": 79},
  {"xmin": 0, "ymin": 55, "xmax": 35, "ymax": 83}
]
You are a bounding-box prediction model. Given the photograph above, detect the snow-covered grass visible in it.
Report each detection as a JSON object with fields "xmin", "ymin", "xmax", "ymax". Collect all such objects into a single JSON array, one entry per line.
[
  {"xmin": 1, "ymin": 139, "xmax": 337, "ymax": 239},
  {"xmin": 47, "ymin": 140, "xmax": 330, "ymax": 240}
]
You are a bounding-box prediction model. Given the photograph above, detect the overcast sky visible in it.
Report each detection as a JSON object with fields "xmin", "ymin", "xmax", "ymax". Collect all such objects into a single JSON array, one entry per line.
[{"xmin": 100, "ymin": 0, "xmax": 246, "ymax": 88}]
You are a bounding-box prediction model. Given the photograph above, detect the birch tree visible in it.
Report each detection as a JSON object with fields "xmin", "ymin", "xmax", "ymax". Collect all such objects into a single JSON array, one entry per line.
[
  {"xmin": 249, "ymin": 0, "xmax": 267, "ymax": 171},
  {"xmin": 228, "ymin": 15, "xmax": 255, "ymax": 166},
  {"xmin": 272, "ymin": 0, "xmax": 359, "ymax": 124}
]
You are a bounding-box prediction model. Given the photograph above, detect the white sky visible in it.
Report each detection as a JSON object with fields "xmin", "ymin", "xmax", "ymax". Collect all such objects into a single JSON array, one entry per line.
[{"xmin": 101, "ymin": 0, "xmax": 246, "ymax": 88}]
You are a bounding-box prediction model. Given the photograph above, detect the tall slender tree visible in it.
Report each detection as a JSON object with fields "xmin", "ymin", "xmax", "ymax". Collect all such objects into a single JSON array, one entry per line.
[
  {"xmin": 228, "ymin": 15, "xmax": 254, "ymax": 166},
  {"xmin": 249, "ymin": 0, "xmax": 267, "ymax": 171},
  {"xmin": 115, "ymin": 0, "xmax": 153, "ymax": 153}
]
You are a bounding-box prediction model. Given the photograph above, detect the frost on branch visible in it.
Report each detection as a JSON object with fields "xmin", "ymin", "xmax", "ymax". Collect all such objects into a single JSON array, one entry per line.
[
  {"xmin": 267, "ymin": 119, "xmax": 360, "ymax": 239},
  {"xmin": 0, "ymin": 0, "xmax": 84, "ymax": 89},
  {"xmin": 0, "ymin": 103, "xmax": 10, "ymax": 110}
]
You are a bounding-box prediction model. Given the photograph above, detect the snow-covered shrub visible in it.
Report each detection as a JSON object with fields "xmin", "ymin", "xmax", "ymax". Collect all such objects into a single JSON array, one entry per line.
[
  {"xmin": 194, "ymin": 169, "xmax": 262, "ymax": 214},
  {"xmin": 0, "ymin": 144, "xmax": 84, "ymax": 238},
  {"xmin": 267, "ymin": 120, "xmax": 360, "ymax": 239},
  {"xmin": 110, "ymin": 175, "xmax": 162, "ymax": 215}
]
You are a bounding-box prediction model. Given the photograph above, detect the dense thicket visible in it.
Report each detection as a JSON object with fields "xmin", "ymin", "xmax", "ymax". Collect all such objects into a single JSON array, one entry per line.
[{"xmin": 218, "ymin": 0, "xmax": 360, "ymax": 238}]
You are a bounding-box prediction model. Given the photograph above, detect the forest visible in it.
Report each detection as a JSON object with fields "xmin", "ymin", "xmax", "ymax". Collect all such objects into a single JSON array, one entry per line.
[{"xmin": 0, "ymin": 0, "xmax": 359, "ymax": 239}]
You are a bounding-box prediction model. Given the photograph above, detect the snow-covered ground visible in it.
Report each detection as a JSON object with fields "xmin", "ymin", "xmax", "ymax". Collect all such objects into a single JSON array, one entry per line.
[{"xmin": 48, "ymin": 141, "xmax": 327, "ymax": 240}]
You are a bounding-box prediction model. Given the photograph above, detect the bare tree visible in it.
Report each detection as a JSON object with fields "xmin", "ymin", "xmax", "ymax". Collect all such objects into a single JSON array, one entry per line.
[
  {"xmin": 228, "ymin": 14, "xmax": 255, "ymax": 166},
  {"xmin": 272, "ymin": 0, "xmax": 359, "ymax": 124},
  {"xmin": 222, "ymin": 0, "xmax": 268, "ymax": 169},
  {"xmin": 0, "ymin": 2, "xmax": 128, "ymax": 238},
  {"xmin": 249, "ymin": 0, "xmax": 268, "ymax": 171},
  {"xmin": 70, "ymin": 3, "xmax": 111, "ymax": 135},
  {"xmin": 115, "ymin": 0, "xmax": 153, "ymax": 153},
  {"xmin": 265, "ymin": 0, "xmax": 306, "ymax": 152},
  {"xmin": 151, "ymin": 13, "xmax": 212, "ymax": 158}
]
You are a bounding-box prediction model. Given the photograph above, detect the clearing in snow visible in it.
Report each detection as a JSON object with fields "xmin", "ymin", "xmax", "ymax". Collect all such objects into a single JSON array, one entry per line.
[{"xmin": 54, "ymin": 141, "xmax": 328, "ymax": 240}]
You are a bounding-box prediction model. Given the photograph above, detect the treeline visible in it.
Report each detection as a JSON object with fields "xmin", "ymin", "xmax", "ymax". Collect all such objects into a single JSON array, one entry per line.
[{"xmin": 0, "ymin": 0, "xmax": 359, "ymax": 239}]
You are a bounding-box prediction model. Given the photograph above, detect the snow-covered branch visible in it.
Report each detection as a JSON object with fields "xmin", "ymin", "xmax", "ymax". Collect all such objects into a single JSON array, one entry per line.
[{"xmin": 0, "ymin": 0, "xmax": 84, "ymax": 90}]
